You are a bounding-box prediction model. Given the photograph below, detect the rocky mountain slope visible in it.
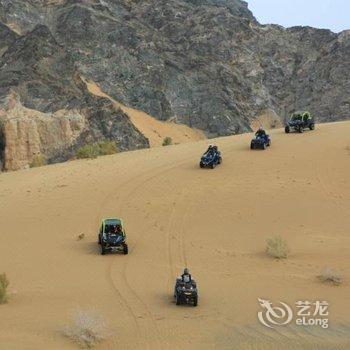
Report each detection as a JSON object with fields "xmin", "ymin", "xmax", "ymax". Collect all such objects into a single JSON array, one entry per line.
[{"xmin": 0, "ymin": 0, "xmax": 349, "ymax": 170}]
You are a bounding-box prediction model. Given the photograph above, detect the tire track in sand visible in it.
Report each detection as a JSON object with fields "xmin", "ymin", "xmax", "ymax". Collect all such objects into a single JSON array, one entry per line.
[{"xmin": 101, "ymin": 158, "xmax": 196, "ymax": 349}]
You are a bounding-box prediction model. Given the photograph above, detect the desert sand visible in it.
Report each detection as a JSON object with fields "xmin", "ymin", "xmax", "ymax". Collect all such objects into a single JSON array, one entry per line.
[{"xmin": 0, "ymin": 121, "xmax": 350, "ymax": 349}]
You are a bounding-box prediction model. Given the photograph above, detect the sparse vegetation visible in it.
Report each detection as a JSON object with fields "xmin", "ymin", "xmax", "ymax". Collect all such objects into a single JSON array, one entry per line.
[
  {"xmin": 76, "ymin": 144, "xmax": 100, "ymax": 159},
  {"xmin": 30, "ymin": 154, "xmax": 47, "ymax": 168},
  {"xmin": 64, "ymin": 310, "xmax": 109, "ymax": 348},
  {"xmin": 266, "ymin": 235, "xmax": 290, "ymax": 259},
  {"xmin": 0, "ymin": 273, "xmax": 9, "ymax": 304},
  {"xmin": 76, "ymin": 141, "xmax": 118, "ymax": 159},
  {"xmin": 162, "ymin": 136, "xmax": 173, "ymax": 146},
  {"xmin": 77, "ymin": 233, "xmax": 85, "ymax": 241},
  {"xmin": 98, "ymin": 140, "xmax": 118, "ymax": 155},
  {"xmin": 318, "ymin": 267, "xmax": 342, "ymax": 286}
]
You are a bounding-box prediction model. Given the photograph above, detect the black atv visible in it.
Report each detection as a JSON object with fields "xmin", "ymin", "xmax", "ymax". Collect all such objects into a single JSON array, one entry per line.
[
  {"xmin": 285, "ymin": 112, "xmax": 315, "ymax": 133},
  {"xmin": 200, "ymin": 145, "xmax": 222, "ymax": 169},
  {"xmin": 174, "ymin": 279, "xmax": 198, "ymax": 306},
  {"xmin": 250, "ymin": 134, "xmax": 271, "ymax": 150}
]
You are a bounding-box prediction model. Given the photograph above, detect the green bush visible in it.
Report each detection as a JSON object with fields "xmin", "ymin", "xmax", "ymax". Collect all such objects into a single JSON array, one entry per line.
[
  {"xmin": 162, "ymin": 137, "xmax": 173, "ymax": 146},
  {"xmin": 30, "ymin": 154, "xmax": 47, "ymax": 168},
  {"xmin": 0, "ymin": 273, "xmax": 9, "ymax": 304},
  {"xmin": 98, "ymin": 141, "xmax": 118, "ymax": 156},
  {"xmin": 76, "ymin": 144, "xmax": 100, "ymax": 159},
  {"xmin": 266, "ymin": 235, "xmax": 290, "ymax": 259},
  {"xmin": 76, "ymin": 141, "xmax": 118, "ymax": 159}
]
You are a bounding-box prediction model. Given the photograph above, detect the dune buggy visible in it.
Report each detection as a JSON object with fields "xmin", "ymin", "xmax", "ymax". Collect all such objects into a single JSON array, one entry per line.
[
  {"xmin": 98, "ymin": 218, "xmax": 128, "ymax": 255},
  {"xmin": 285, "ymin": 111, "xmax": 315, "ymax": 133}
]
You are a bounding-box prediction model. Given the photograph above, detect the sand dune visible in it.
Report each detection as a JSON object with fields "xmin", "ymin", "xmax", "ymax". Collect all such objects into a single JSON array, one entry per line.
[
  {"xmin": 0, "ymin": 122, "xmax": 349, "ymax": 349},
  {"xmin": 83, "ymin": 78, "xmax": 205, "ymax": 147}
]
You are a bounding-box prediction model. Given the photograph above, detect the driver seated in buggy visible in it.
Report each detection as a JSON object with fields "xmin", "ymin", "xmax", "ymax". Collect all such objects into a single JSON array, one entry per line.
[{"xmin": 113, "ymin": 224, "xmax": 122, "ymax": 234}]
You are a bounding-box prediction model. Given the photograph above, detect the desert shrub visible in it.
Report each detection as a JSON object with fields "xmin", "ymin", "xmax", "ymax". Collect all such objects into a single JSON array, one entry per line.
[
  {"xmin": 162, "ymin": 136, "xmax": 173, "ymax": 146},
  {"xmin": 98, "ymin": 141, "xmax": 118, "ymax": 156},
  {"xmin": 318, "ymin": 267, "xmax": 342, "ymax": 286},
  {"xmin": 30, "ymin": 154, "xmax": 47, "ymax": 168},
  {"xmin": 76, "ymin": 141, "xmax": 118, "ymax": 159},
  {"xmin": 77, "ymin": 233, "xmax": 85, "ymax": 241},
  {"xmin": 0, "ymin": 273, "xmax": 9, "ymax": 304},
  {"xmin": 76, "ymin": 144, "xmax": 100, "ymax": 159},
  {"xmin": 266, "ymin": 235, "xmax": 290, "ymax": 259},
  {"xmin": 64, "ymin": 310, "xmax": 108, "ymax": 348}
]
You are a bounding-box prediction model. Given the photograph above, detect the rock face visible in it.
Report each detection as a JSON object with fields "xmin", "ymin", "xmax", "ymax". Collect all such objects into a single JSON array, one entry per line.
[
  {"xmin": 0, "ymin": 0, "xmax": 349, "ymax": 169},
  {"xmin": 0, "ymin": 22, "xmax": 148, "ymax": 170}
]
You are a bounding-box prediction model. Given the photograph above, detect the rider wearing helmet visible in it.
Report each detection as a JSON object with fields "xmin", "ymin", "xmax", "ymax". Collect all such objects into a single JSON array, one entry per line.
[
  {"xmin": 255, "ymin": 127, "xmax": 266, "ymax": 137},
  {"xmin": 181, "ymin": 268, "xmax": 192, "ymax": 283}
]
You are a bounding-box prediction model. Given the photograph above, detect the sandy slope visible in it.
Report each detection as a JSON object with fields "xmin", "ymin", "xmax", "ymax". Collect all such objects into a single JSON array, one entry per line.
[
  {"xmin": 83, "ymin": 79, "xmax": 205, "ymax": 147},
  {"xmin": 0, "ymin": 122, "xmax": 350, "ymax": 349}
]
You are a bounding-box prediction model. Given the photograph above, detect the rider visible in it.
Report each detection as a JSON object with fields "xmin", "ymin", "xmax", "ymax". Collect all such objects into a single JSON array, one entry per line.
[
  {"xmin": 113, "ymin": 224, "xmax": 123, "ymax": 236},
  {"xmin": 255, "ymin": 127, "xmax": 266, "ymax": 138},
  {"xmin": 206, "ymin": 144, "xmax": 218, "ymax": 154},
  {"xmin": 181, "ymin": 268, "xmax": 192, "ymax": 283}
]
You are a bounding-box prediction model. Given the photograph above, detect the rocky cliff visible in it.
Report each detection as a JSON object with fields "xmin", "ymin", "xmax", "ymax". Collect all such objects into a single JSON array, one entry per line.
[{"xmin": 0, "ymin": 0, "xmax": 349, "ymax": 170}]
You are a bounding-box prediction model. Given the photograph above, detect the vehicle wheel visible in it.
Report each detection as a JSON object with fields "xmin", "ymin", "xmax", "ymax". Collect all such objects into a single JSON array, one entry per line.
[
  {"xmin": 193, "ymin": 296, "xmax": 198, "ymax": 307},
  {"xmin": 298, "ymin": 127, "xmax": 303, "ymax": 133},
  {"xmin": 310, "ymin": 124, "xmax": 315, "ymax": 130},
  {"xmin": 267, "ymin": 140, "xmax": 271, "ymax": 147},
  {"xmin": 250, "ymin": 142, "xmax": 254, "ymax": 150},
  {"xmin": 123, "ymin": 243, "xmax": 128, "ymax": 255},
  {"xmin": 98, "ymin": 234, "xmax": 101, "ymax": 244},
  {"xmin": 199, "ymin": 162, "xmax": 204, "ymax": 168},
  {"xmin": 176, "ymin": 294, "xmax": 181, "ymax": 305},
  {"xmin": 101, "ymin": 245, "xmax": 106, "ymax": 255},
  {"xmin": 218, "ymin": 157, "xmax": 222, "ymax": 164},
  {"xmin": 285, "ymin": 126, "xmax": 290, "ymax": 133},
  {"xmin": 210, "ymin": 163, "xmax": 215, "ymax": 169},
  {"xmin": 262, "ymin": 143, "xmax": 266, "ymax": 150}
]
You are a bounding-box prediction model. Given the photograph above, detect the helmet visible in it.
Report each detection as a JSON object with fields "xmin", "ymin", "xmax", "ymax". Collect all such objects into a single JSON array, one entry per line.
[{"xmin": 183, "ymin": 268, "xmax": 189, "ymax": 275}]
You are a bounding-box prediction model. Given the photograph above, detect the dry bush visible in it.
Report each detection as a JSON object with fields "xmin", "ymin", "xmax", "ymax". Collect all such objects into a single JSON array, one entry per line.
[
  {"xmin": 77, "ymin": 233, "xmax": 85, "ymax": 241},
  {"xmin": 0, "ymin": 273, "xmax": 9, "ymax": 304},
  {"xmin": 318, "ymin": 267, "xmax": 342, "ymax": 286},
  {"xmin": 266, "ymin": 235, "xmax": 290, "ymax": 259},
  {"xmin": 162, "ymin": 136, "xmax": 173, "ymax": 146},
  {"xmin": 30, "ymin": 154, "xmax": 47, "ymax": 168},
  {"xmin": 64, "ymin": 310, "xmax": 108, "ymax": 348}
]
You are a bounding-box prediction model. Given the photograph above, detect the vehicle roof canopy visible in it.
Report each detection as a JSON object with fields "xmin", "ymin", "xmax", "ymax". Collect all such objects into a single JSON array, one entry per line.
[
  {"xmin": 102, "ymin": 218, "xmax": 123, "ymax": 226},
  {"xmin": 291, "ymin": 111, "xmax": 311, "ymax": 119}
]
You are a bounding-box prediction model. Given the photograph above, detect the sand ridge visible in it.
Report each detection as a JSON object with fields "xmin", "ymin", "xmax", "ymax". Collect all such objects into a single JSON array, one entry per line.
[
  {"xmin": 0, "ymin": 122, "xmax": 349, "ymax": 349},
  {"xmin": 83, "ymin": 78, "xmax": 205, "ymax": 147}
]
